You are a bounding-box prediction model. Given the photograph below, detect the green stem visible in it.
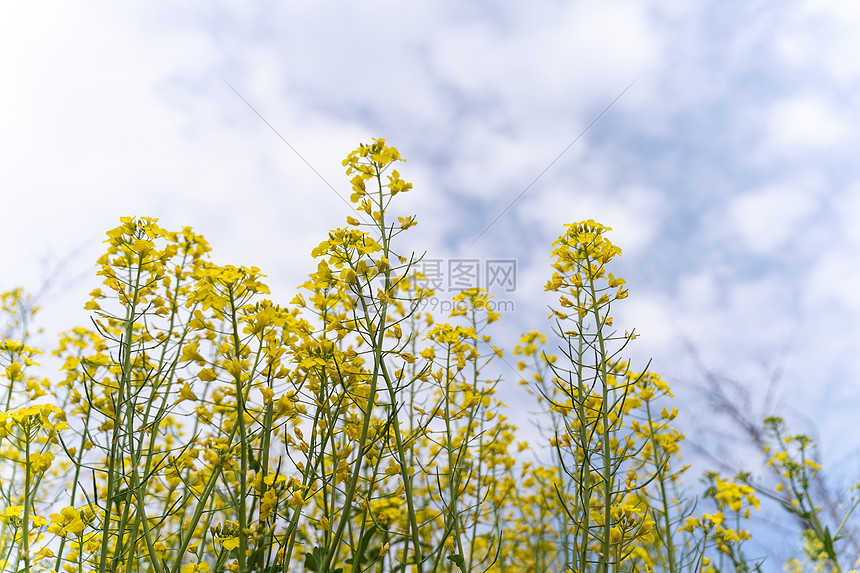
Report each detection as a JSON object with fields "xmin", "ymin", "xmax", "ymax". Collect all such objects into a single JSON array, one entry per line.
[
  {"xmin": 587, "ymin": 261, "xmax": 613, "ymax": 573},
  {"xmin": 646, "ymin": 400, "xmax": 677, "ymax": 573},
  {"xmin": 98, "ymin": 259, "xmax": 142, "ymax": 573},
  {"xmin": 21, "ymin": 426, "xmax": 32, "ymax": 573},
  {"xmin": 228, "ymin": 286, "xmax": 249, "ymax": 572}
]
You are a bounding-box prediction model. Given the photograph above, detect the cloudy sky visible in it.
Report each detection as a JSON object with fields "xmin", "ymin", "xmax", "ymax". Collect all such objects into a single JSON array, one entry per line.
[{"xmin": 3, "ymin": 0, "xmax": 860, "ymax": 559}]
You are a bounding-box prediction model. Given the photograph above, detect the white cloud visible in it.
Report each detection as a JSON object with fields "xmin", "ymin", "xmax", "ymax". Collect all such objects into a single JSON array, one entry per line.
[
  {"xmin": 804, "ymin": 249, "xmax": 860, "ymax": 313},
  {"xmin": 430, "ymin": 1, "xmax": 661, "ymax": 121},
  {"xmin": 777, "ymin": 0, "xmax": 860, "ymax": 84},
  {"xmin": 832, "ymin": 181, "xmax": 860, "ymax": 244},
  {"xmin": 727, "ymin": 183, "xmax": 818, "ymax": 255},
  {"xmin": 523, "ymin": 179, "xmax": 666, "ymax": 257},
  {"xmin": 761, "ymin": 94, "xmax": 854, "ymax": 156}
]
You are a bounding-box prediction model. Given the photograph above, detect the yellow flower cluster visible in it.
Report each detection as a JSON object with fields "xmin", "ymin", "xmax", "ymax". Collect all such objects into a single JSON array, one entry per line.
[
  {"xmin": 0, "ymin": 140, "xmax": 838, "ymax": 573},
  {"xmin": 0, "ymin": 403, "xmax": 67, "ymax": 440},
  {"xmin": 546, "ymin": 220, "xmax": 625, "ymax": 292},
  {"xmin": 47, "ymin": 505, "xmax": 95, "ymax": 538}
]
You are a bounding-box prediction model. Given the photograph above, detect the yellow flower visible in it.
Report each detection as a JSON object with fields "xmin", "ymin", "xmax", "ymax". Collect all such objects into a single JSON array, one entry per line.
[
  {"xmin": 197, "ymin": 368, "xmax": 218, "ymax": 382},
  {"xmin": 174, "ymin": 382, "xmax": 198, "ymax": 405},
  {"xmin": 66, "ymin": 517, "xmax": 86, "ymax": 536},
  {"xmin": 2, "ymin": 505, "xmax": 23, "ymax": 519},
  {"xmin": 398, "ymin": 215, "xmax": 417, "ymax": 230},
  {"xmin": 679, "ymin": 517, "xmax": 700, "ymax": 532},
  {"xmin": 385, "ymin": 458, "xmax": 401, "ymax": 476},
  {"xmin": 289, "ymin": 491, "xmax": 306, "ymax": 508},
  {"xmin": 5, "ymin": 362, "xmax": 22, "ymax": 380},
  {"xmin": 34, "ymin": 547, "xmax": 54, "ymax": 561},
  {"xmin": 181, "ymin": 562, "xmax": 210, "ymax": 573},
  {"xmin": 178, "ymin": 343, "xmax": 205, "ymax": 364}
]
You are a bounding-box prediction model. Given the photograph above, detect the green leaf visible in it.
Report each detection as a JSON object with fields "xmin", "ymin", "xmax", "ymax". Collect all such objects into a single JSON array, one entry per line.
[
  {"xmin": 111, "ymin": 487, "xmax": 130, "ymax": 503},
  {"xmin": 346, "ymin": 524, "xmax": 378, "ymax": 566},
  {"xmin": 822, "ymin": 526, "xmax": 837, "ymax": 560},
  {"xmin": 304, "ymin": 545, "xmax": 324, "ymax": 572},
  {"xmin": 447, "ymin": 553, "xmax": 466, "ymax": 572},
  {"xmin": 360, "ymin": 524, "xmax": 378, "ymax": 550}
]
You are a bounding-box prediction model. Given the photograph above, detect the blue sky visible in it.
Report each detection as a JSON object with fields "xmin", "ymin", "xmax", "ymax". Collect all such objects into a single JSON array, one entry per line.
[{"xmin": 3, "ymin": 0, "xmax": 860, "ymax": 562}]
